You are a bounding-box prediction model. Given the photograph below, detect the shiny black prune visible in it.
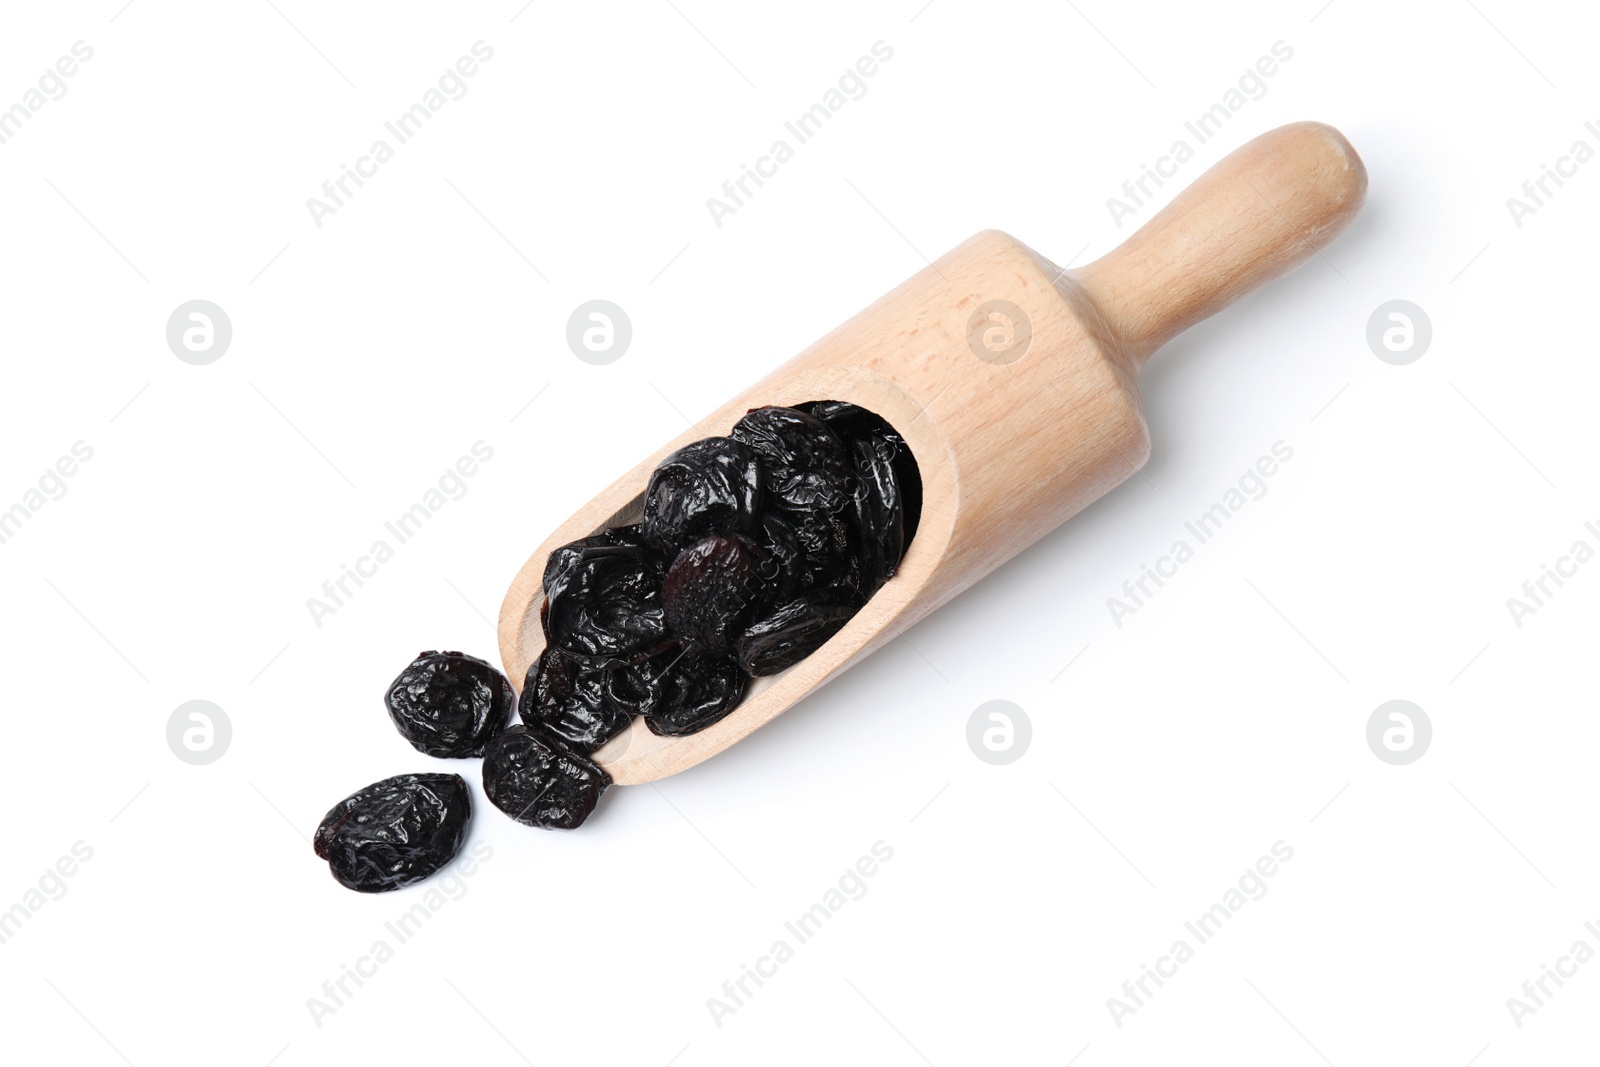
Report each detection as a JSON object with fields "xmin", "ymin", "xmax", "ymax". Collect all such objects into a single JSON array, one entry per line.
[
  {"xmin": 848, "ymin": 437, "xmax": 905, "ymax": 598},
  {"xmin": 795, "ymin": 399, "xmax": 871, "ymax": 436},
  {"xmin": 736, "ymin": 582, "xmax": 862, "ymax": 676},
  {"xmin": 543, "ymin": 524, "xmax": 648, "ymax": 596},
  {"xmin": 784, "ymin": 503, "xmax": 854, "ymax": 588},
  {"xmin": 483, "ymin": 724, "xmax": 610, "ymax": 830},
  {"xmin": 731, "ymin": 407, "xmax": 852, "ymax": 514},
  {"xmin": 384, "ymin": 651, "xmax": 513, "ymax": 758},
  {"xmin": 753, "ymin": 510, "xmax": 815, "ymax": 605},
  {"xmin": 642, "ymin": 437, "xmax": 762, "ymax": 553},
  {"xmin": 801, "ymin": 400, "xmax": 922, "ymax": 546},
  {"xmin": 603, "ymin": 650, "xmax": 673, "ymax": 718},
  {"xmin": 314, "ymin": 773, "xmax": 471, "ymax": 893},
  {"xmin": 662, "ymin": 533, "xmax": 769, "ymax": 653},
  {"xmin": 519, "ymin": 648, "xmax": 633, "ymax": 752},
  {"xmin": 615, "ymin": 648, "xmax": 748, "ymax": 736},
  {"xmin": 543, "ymin": 536, "xmax": 669, "ymax": 664}
]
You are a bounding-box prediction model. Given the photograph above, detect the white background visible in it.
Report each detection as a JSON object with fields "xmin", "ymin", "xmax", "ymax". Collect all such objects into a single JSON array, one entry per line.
[{"xmin": 1, "ymin": 1, "xmax": 1595, "ymax": 1063}]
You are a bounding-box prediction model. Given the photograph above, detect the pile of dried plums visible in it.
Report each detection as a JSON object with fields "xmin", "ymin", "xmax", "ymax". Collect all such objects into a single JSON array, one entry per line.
[{"xmin": 313, "ymin": 402, "xmax": 920, "ymax": 891}]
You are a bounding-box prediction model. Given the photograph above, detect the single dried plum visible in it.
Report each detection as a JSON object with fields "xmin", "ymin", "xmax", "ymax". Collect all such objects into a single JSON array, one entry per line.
[
  {"xmin": 784, "ymin": 504, "xmax": 854, "ymax": 588},
  {"xmin": 519, "ymin": 648, "xmax": 633, "ymax": 752},
  {"xmin": 737, "ymin": 583, "xmax": 862, "ymax": 676},
  {"xmin": 849, "ymin": 436, "xmax": 905, "ymax": 598},
  {"xmin": 384, "ymin": 651, "xmax": 513, "ymax": 758},
  {"xmin": 795, "ymin": 399, "xmax": 872, "ymax": 436},
  {"xmin": 801, "ymin": 400, "xmax": 922, "ymax": 546},
  {"xmin": 483, "ymin": 724, "xmax": 610, "ymax": 830},
  {"xmin": 753, "ymin": 511, "xmax": 807, "ymax": 600},
  {"xmin": 615, "ymin": 649, "xmax": 747, "ymax": 736},
  {"xmin": 543, "ymin": 524, "xmax": 649, "ymax": 596},
  {"xmin": 313, "ymin": 772, "xmax": 471, "ymax": 893},
  {"xmin": 662, "ymin": 533, "xmax": 769, "ymax": 653},
  {"xmin": 601, "ymin": 660, "xmax": 655, "ymax": 717},
  {"xmin": 543, "ymin": 537, "xmax": 669, "ymax": 664},
  {"xmin": 731, "ymin": 407, "xmax": 852, "ymax": 514},
  {"xmin": 642, "ymin": 437, "xmax": 762, "ymax": 553}
]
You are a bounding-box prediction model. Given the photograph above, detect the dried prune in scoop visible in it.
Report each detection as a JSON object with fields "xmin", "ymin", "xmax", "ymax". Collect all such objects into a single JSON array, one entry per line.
[
  {"xmin": 754, "ymin": 511, "xmax": 806, "ymax": 599},
  {"xmin": 483, "ymin": 724, "xmax": 610, "ymax": 830},
  {"xmin": 384, "ymin": 651, "xmax": 513, "ymax": 758},
  {"xmin": 731, "ymin": 406, "xmax": 852, "ymax": 513},
  {"xmin": 519, "ymin": 648, "xmax": 633, "ymax": 752},
  {"xmin": 662, "ymin": 533, "xmax": 769, "ymax": 653},
  {"xmin": 796, "ymin": 399, "xmax": 870, "ymax": 436},
  {"xmin": 543, "ymin": 523, "xmax": 649, "ymax": 596},
  {"xmin": 736, "ymin": 583, "xmax": 862, "ymax": 676},
  {"xmin": 801, "ymin": 400, "xmax": 922, "ymax": 546},
  {"xmin": 642, "ymin": 437, "xmax": 762, "ymax": 552},
  {"xmin": 784, "ymin": 504, "xmax": 854, "ymax": 588},
  {"xmin": 620, "ymin": 649, "xmax": 747, "ymax": 736},
  {"xmin": 314, "ymin": 773, "xmax": 471, "ymax": 893},
  {"xmin": 849, "ymin": 437, "xmax": 905, "ymax": 598},
  {"xmin": 543, "ymin": 538, "xmax": 669, "ymax": 664}
]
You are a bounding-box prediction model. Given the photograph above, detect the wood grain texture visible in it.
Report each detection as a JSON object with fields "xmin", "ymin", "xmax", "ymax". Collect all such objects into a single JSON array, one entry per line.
[
  {"xmin": 1075, "ymin": 121, "xmax": 1367, "ymax": 366},
  {"xmin": 498, "ymin": 121, "xmax": 1367, "ymax": 784}
]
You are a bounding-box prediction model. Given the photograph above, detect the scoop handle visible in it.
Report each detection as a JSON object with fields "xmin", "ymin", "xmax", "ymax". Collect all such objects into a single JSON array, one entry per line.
[{"xmin": 1075, "ymin": 121, "xmax": 1367, "ymax": 368}]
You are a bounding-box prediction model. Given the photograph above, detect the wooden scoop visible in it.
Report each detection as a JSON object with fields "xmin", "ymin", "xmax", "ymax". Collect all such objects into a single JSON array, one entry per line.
[{"xmin": 499, "ymin": 120, "xmax": 1367, "ymax": 784}]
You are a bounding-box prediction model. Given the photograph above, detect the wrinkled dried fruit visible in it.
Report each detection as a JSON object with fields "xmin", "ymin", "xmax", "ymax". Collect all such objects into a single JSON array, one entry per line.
[
  {"xmin": 736, "ymin": 581, "xmax": 862, "ymax": 676},
  {"xmin": 753, "ymin": 510, "xmax": 806, "ymax": 600},
  {"xmin": 601, "ymin": 659, "xmax": 658, "ymax": 718},
  {"xmin": 543, "ymin": 537, "xmax": 669, "ymax": 664},
  {"xmin": 731, "ymin": 407, "xmax": 852, "ymax": 513},
  {"xmin": 642, "ymin": 437, "xmax": 762, "ymax": 552},
  {"xmin": 617, "ymin": 649, "xmax": 748, "ymax": 736},
  {"xmin": 662, "ymin": 533, "xmax": 769, "ymax": 653},
  {"xmin": 802, "ymin": 400, "xmax": 922, "ymax": 546},
  {"xmin": 384, "ymin": 650, "xmax": 514, "ymax": 758},
  {"xmin": 783, "ymin": 503, "xmax": 854, "ymax": 590},
  {"xmin": 483, "ymin": 724, "xmax": 610, "ymax": 830},
  {"xmin": 849, "ymin": 437, "xmax": 904, "ymax": 598},
  {"xmin": 520, "ymin": 400, "xmax": 919, "ymax": 756},
  {"xmin": 543, "ymin": 523, "xmax": 648, "ymax": 595},
  {"xmin": 314, "ymin": 773, "xmax": 471, "ymax": 893},
  {"xmin": 520, "ymin": 648, "xmax": 633, "ymax": 752}
]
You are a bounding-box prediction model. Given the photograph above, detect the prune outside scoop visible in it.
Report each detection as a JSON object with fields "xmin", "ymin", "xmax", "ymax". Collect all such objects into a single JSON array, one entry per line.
[{"xmin": 500, "ymin": 121, "xmax": 1367, "ymax": 784}]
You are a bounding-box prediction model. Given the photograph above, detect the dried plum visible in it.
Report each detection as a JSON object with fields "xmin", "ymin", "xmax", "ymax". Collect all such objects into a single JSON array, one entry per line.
[
  {"xmin": 543, "ymin": 523, "xmax": 648, "ymax": 596},
  {"xmin": 737, "ymin": 582, "xmax": 862, "ymax": 676},
  {"xmin": 601, "ymin": 659, "xmax": 657, "ymax": 717},
  {"xmin": 384, "ymin": 651, "xmax": 513, "ymax": 758},
  {"xmin": 801, "ymin": 400, "xmax": 922, "ymax": 545},
  {"xmin": 543, "ymin": 536, "xmax": 669, "ymax": 664},
  {"xmin": 642, "ymin": 437, "xmax": 762, "ymax": 552},
  {"xmin": 849, "ymin": 437, "xmax": 905, "ymax": 598},
  {"xmin": 614, "ymin": 648, "xmax": 748, "ymax": 736},
  {"xmin": 313, "ymin": 773, "xmax": 471, "ymax": 893},
  {"xmin": 795, "ymin": 399, "xmax": 873, "ymax": 437},
  {"xmin": 483, "ymin": 724, "xmax": 610, "ymax": 830},
  {"xmin": 731, "ymin": 407, "xmax": 852, "ymax": 514},
  {"xmin": 519, "ymin": 648, "xmax": 633, "ymax": 752},
  {"xmin": 754, "ymin": 511, "xmax": 805, "ymax": 599},
  {"xmin": 662, "ymin": 533, "xmax": 769, "ymax": 653},
  {"xmin": 784, "ymin": 503, "xmax": 854, "ymax": 588}
]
